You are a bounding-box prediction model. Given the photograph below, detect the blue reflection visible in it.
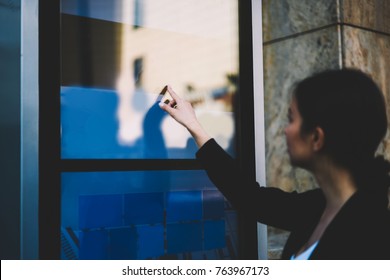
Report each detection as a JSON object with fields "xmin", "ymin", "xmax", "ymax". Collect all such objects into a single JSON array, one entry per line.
[
  {"xmin": 61, "ymin": 86, "xmax": 234, "ymax": 159},
  {"xmin": 204, "ymin": 220, "xmax": 226, "ymax": 250},
  {"xmin": 61, "ymin": 170, "xmax": 238, "ymax": 259},
  {"xmin": 79, "ymin": 194, "xmax": 122, "ymax": 229},
  {"xmin": 61, "ymin": 86, "xmax": 194, "ymax": 159},
  {"xmin": 143, "ymin": 102, "xmax": 168, "ymax": 158},
  {"xmin": 61, "ymin": 87, "xmax": 128, "ymax": 158},
  {"xmin": 136, "ymin": 225, "xmax": 165, "ymax": 259},
  {"xmin": 110, "ymin": 228, "xmax": 138, "ymax": 260},
  {"xmin": 166, "ymin": 191, "xmax": 202, "ymax": 223},
  {"xmin": 167, "ymin": 223, "xmax": 203, "ymax": 254},
  {"xmin": 203, "ymin": 190, "xmax": 225, "ymax": 220},
  {"xmin": 124, "ymin": 193, "xmax": 164, "ymax": 225},
  {"xmin": 79, "ymin": 230, "xmax": 109, "ymax": 260}
]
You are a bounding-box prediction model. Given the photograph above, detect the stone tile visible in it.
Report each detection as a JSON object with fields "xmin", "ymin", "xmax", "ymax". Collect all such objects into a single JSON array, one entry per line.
[
  {"xmin": 263, "ymin": 26, "xmax": 340, "ymax": 192},
  {"xmin": 268, "ymin": 249, "xmax": 283, "ymax": 260},
  {"xmin": 262, "ymin": 0, "xmax": 338, "ymax": 42},
  {"xmin": 343, "ymin": 26, "xmax": 390, "ymax": 159},
  {"xmin": 342, "ymin": 0, "xmax": 390, "ymax": 34},
  {"xmin": 267, "ymin": 226, "xmax": 289, "ymax": 259}
]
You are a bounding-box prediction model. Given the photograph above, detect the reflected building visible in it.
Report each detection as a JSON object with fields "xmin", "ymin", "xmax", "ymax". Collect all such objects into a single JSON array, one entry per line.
[
  {"xmin": 61, "ymin": 0, "xmax": 238, "ymax": 159},
  {"xmin": 59, "ymin": 0, "xmax": 240, "ymax": 260}
]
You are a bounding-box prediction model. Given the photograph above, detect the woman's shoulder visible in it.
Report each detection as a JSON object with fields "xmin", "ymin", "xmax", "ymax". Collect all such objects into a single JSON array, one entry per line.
[{"xmin": 337, "ymin": 189, "xmax": 390, "ymax": 240}]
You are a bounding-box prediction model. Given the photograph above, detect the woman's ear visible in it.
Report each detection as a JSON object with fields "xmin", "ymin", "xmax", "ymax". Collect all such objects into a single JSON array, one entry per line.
[{"xmin": 312, "ymin": 127, "xmax": 325, "ymax": 151}]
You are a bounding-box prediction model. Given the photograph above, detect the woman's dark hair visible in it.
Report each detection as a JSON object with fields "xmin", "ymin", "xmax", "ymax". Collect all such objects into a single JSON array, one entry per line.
[{"xmin": 293, "ymin": 68, "xmax": 390, "ymax": 196}]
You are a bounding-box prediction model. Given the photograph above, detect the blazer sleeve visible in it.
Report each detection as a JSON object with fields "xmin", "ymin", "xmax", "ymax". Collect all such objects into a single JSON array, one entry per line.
[{"xmin": 196, "ymin": 138, "xmax": 323, "ymax": 231}]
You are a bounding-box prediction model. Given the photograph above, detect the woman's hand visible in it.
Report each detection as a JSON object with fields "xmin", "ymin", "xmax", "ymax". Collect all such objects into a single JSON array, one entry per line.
[
  {"xmin": 158, "ymin": 85, "xmax": 198, "ymax": 129},
  {"xmin": 158, "ymin": 85, "xmax": 211, "ymax": 148}
]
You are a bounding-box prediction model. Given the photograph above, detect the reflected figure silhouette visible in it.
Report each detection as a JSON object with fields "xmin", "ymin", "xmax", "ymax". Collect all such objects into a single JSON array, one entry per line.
[{"xmin": 143, "ymin": 101, "xmax": 169, "ymax": 159}]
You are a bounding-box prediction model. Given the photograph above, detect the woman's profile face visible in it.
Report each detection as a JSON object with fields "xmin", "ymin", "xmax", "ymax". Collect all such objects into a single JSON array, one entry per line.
[{"xmin": 284, "ymin": 97, "xmax": 314, "ymax": 168}]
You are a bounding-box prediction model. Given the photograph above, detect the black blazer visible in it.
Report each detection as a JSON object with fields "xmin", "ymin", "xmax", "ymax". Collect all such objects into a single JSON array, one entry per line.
[{"xmin": 196, "ymin": 139, "xmax": 390, "ymax": 259}]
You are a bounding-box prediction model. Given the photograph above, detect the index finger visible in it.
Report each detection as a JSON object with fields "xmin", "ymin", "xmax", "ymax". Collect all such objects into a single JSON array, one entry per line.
[{"xmin": 167, "ymin": 85, "xmax": 181, "ymax": 101}]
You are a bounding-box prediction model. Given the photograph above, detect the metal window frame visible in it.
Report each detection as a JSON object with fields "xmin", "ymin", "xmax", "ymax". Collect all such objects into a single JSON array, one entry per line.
[
  {"xmin": 252, "ymin": 0, "xmax": 267, "ymax": 260},
  {"xmin": 20, "ymin": 0, "xmax": 39, "ymax": 260},
  {"xmin": 35, "ymin": 0, "xmax": 264, "ymax": 260}
]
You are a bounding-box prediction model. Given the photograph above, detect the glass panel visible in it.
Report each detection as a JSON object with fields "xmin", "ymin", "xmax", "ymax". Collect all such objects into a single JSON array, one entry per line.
[
  {"xmin": 61, "ymin": 170, "xmax": 238, "ymax": 259},
  {"xmin": 60, "ymin": 0, "xmax": 238, "ymax": 159}
]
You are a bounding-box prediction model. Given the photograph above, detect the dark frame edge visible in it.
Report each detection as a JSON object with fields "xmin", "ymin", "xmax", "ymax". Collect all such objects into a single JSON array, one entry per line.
[
  {"xmin": 39, "ymin": 0, "xmax": 61, "ymax": 259},
  {"xmin": 237, "ymin": 0, "xmax": 259, "ymax": 260}
]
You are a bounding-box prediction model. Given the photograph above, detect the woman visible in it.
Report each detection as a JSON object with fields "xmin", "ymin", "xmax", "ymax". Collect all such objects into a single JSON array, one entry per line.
[{"xmin": 159, "ymin": 69, "xmax": 390, "ymax": 259}]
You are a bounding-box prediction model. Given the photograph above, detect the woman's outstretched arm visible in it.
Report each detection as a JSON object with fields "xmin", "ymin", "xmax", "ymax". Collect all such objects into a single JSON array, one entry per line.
[{"xmin": 158, "ymin": 85, "xmax": 308, "ymax": 231}]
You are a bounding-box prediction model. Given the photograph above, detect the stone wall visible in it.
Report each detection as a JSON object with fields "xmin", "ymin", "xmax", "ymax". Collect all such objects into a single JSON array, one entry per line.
[
  {"xmin": 342, "ymin": 0, "xmax": 390, "ymax": 156},
  {"xmin": 261, "ymin": 0, "xmax": 390, "ymax": 259}
]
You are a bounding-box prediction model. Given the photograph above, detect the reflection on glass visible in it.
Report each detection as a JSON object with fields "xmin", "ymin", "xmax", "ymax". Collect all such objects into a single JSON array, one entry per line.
[
  {"xmin": 60, "ymin": 170, "xmax": 238, "ymax": 260},
  {"xmin": 61, "ymin": 0, "xmax": 238, "ymax": 159}
]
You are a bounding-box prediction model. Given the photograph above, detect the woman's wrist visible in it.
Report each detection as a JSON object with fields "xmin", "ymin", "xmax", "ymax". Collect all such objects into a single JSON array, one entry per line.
[{"xmin": 186, "ymin": 120, "xmax": 211, "ymax": 148}]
